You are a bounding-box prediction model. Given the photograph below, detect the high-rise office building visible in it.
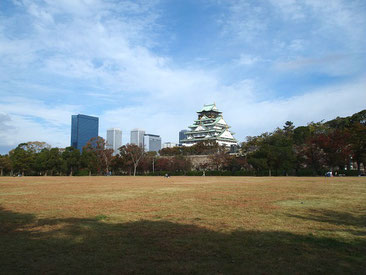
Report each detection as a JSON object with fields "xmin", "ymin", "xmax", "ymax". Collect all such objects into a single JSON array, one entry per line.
[
  {"xmin": 106, "ymin": 128, "xmax": 122, "ymax": 156},
  {"xmin": 179, "ymin": 129, "xmax": 188, "ymax": 145},
  {"xmin": 130, "ymin": 128, "xmax": 145, "ymax": 147},
  {"xmin": 71, "ymin": 114, "xmax": 99, "ymax": 151},
  {"xmin": 162, "ymin": 142, "xmax": 178, "ymax": 149},
  {"xmin": 144, "ymin": 134, "xmax": 161, "ymax": 152}
]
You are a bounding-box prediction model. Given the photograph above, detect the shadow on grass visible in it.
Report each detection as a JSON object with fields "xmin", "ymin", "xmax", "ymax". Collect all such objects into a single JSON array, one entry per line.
[
  {"xmin": 0, "ymin": 207, "xmax": 365, "ymax": 274},
  {"xmin": 287, "ymin": 209, "xmax": 366, "ymax": 236}
]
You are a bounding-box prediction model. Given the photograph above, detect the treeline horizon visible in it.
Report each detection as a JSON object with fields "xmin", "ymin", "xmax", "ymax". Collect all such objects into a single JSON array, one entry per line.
[{"xmin": 0, "ymin": 109, "xmax": 365, "ymax": 177}]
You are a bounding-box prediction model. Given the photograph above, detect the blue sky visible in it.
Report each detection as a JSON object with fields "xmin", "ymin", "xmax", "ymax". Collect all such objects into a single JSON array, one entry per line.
[{"xmin": 0, "ymin": 0, "xmax": 365, "ymax": 154}]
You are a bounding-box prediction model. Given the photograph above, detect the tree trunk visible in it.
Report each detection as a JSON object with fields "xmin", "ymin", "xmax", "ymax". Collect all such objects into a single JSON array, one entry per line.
[
  {"xmin": 44, "ymin": 171, "xmax": 48, "ymax": 176},
  {"xmin": 0, "ymin": 168, "xmax": 3, "ymax": 176},
  {"xmin": 269, "ymin": 169, "xmax": 271, "ymax": 177},
  {"xmin": 22, "ymin": 171, "xmax": 24, "ymax": 177},
  {"xmin": 89, "ymin": 170, "xmax": 92, "ymax": 176},
  {"xmin": 69, "ymin": 167, "xmax": 73, "ymax": 176},
  {"xmin": 133, "ymin": 165, "xmax": 137, "ymax": 176}
]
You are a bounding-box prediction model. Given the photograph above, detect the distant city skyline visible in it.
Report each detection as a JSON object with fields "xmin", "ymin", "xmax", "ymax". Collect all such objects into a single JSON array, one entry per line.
[{"xmin": 0, "ymin": 0, "xmax": 365, "ymax": 154}]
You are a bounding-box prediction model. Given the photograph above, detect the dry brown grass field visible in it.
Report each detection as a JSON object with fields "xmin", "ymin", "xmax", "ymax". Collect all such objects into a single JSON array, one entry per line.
[{"xmin": 0, "ymin": 176, "xmax": 365, "ymax": 274}]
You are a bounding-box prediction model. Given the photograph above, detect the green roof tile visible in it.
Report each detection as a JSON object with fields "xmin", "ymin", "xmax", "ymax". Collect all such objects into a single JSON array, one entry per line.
[{"xmin": 197, "ymin": 103, "xmax": 222, "ymax": 113}]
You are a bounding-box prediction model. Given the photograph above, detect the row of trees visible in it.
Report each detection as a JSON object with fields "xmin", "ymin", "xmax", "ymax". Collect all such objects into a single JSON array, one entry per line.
[
  {"xmin": 0, "ymin": 139, "xmax": 141, "ymax": 176},
  {"xmin": 0, "ymin": 110, "xmax": 365, "ymax": 176},
  {"xmin": 242, "ymin": 111, "xmax": 366, "ymax": 176},
  {"xmin": 0, "ymin": 139, "xmax": 245, "ymax": 176}
]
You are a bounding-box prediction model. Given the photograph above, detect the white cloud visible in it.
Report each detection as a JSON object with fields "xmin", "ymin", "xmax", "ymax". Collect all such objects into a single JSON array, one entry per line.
[
  {"xmin": 237, "ymin": 54, "xmax": 259, "ymax": 66},
  {"xmin": 0, "ymin": 0, "xmax": 365, "ymax": 154},
  {"xmin": 288, "ymin": 39, "xmax": 305, "ymax": 52},
  {"xmin": 268, "ymin": 0, "xmax": 306, "ymax": 20},
  {"xmin": 0, "ymin": 113, "xmax": 69, "ymax": 148},
  {"xmin": 228, "ymin": 77, "xmax": 366, "ymax": 140},
  {"xmin": 0, "ymin": 97, "xmax": 79, "ymax": 126},
  {"xmin": 274, "ymin": 53, "xmax": 364, "ymax": 76}
]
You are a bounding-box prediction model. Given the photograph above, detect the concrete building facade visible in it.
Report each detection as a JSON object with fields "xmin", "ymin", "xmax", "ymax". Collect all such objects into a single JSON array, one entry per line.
[
  {"xmin": 106, "ymin": 128, "xmax": 122, "ymax": 156},
  {"xmin": 144, "ymin": 134, "xmax": 161, "ymax": 152},
  {"xmin": 130, "ymin": 128, "xmax": 145, "ymax": 148}
]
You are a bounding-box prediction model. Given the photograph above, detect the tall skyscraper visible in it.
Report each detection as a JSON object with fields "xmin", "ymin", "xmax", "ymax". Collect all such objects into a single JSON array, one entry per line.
[
  {"xmin": 130, "ymin": 128, "xmax": 145, "ymax": 147},
  {"xmin": 71, "ymin": 114, "xmax": 99, "ymax": 152},
  {"xmin": 144, "ymin": 134, "xmax": 161, "ymax": 152},
  {"xmin": 179, "ymin": 129, "xmax": 188, "ymax": 145},
  {"xmin": 106, "ymin": 128, "xmax": 122, "ymax": 156}
]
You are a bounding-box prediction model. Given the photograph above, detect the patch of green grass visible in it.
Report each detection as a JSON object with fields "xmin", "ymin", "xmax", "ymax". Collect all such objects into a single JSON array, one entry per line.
[
  {"xmin": 95, "ymin": 214, "xmax": 108, "ymax": 221},
  {"xmin": 276, "ymin": 199, "xmax": 334, "ymax": 208}
]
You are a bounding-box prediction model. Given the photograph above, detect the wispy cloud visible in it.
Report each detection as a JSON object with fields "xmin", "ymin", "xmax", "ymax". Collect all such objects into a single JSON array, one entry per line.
[{"xmin": 0, "ymin": 0, "xmax": 365, "ymax": 153}]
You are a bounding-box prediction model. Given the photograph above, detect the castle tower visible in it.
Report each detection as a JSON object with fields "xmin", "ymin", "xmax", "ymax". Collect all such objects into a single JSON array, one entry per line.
[{"xmin": 181, "ymin": 103, "xmax": 238, "ymax": 147}]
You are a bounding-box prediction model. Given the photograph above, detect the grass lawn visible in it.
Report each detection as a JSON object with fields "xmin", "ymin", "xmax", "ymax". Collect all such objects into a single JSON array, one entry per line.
[{"xmin": 0, "ymin": 176, "xmax": 365, "ymax": 274}]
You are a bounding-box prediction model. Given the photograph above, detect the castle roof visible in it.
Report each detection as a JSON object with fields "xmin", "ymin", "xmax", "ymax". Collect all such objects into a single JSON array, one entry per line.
[{"xmin": 197, "ymin": 103, "xmax": 221, "ymax": 113}]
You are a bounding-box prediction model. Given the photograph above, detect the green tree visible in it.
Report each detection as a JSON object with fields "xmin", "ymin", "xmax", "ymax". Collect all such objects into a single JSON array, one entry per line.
[
  {"xmin": 81, "ymin": 149, "xmax": 99, "ymax": 176},
  {"xmin": 119, "ymin": 144, "xmax": 145, "ymax": 176},
  {"xmin": 0, "ymin": 155, "xmax": 12, "ymax": 176},
  {"xmin": 349, "ymin": 123, "xmax": 366, "ymax": 173},
  {"xmin": 283, "ymin": 121, "xmax": 295, "ymax": 136},
  {"xmin": 35, "ymin": 148, "xmax": 51, "ymax": 175},
  {"xmin": 245, "ymin": 127, "xmax": 295, "ymax": 176},
  {"xmin": 9, "ymin": 143, "xmax": 35, "ymax": 176},
  {"xmin": 8, "ymin": 142, "xmax": 51, "ymax": 176},
  {"xmin": 242, "ymin": 135, "xmax": 270, "ymax": 174},
  {"xmin": 47, "ymin": 148, "xmax": 63, "ymax": 176},
  {"xmin": 23, "ymin": 141, "xmax": 51, "ymax": 153},
  {"xmin": 62, "ymin": 147, "xmax": 80, "ymax": 176}
]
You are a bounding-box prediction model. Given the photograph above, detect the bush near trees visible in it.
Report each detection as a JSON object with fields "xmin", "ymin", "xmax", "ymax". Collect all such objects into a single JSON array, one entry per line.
[{"xmin": 1, "ymin": 110, "xmax": 365, "ymax": 176}]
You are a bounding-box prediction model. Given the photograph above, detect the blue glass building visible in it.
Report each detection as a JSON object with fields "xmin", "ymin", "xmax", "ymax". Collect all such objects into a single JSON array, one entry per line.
[{"xmin": 71, "ymin": 114, "xmax": 99, "ymax": 152}]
